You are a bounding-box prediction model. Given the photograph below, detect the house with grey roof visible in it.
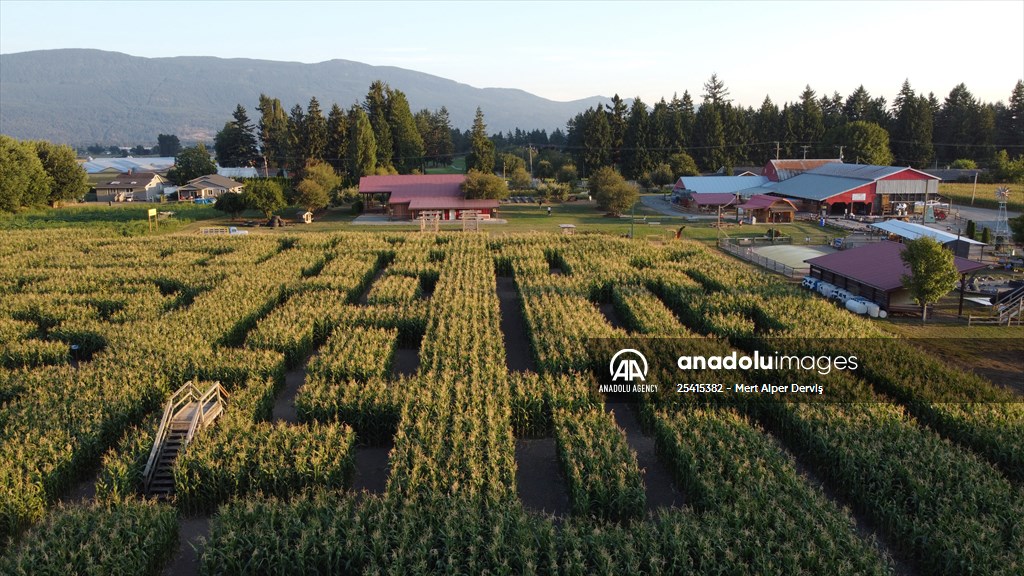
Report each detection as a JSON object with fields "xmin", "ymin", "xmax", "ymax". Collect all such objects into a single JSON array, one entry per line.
[{"xmin": 177, "ymin": 174, "xmax": 245, "ymax": 201}]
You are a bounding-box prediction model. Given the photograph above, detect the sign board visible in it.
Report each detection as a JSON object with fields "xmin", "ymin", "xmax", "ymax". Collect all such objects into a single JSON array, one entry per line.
[
  {"xmin": 148, "ymin": 208, "xmax": 157, "ymax": 217},
  {"xmin": 851, "ymin": 193, "xmax": 866, "ymax": 202}
]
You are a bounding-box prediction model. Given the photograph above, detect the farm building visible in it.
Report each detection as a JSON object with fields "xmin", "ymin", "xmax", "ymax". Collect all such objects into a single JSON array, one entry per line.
[
  {"xmin": 760, "ymin": 163, "xmax": 941, "ymax": 217},
  {"xmin": 94, "ymin": 172, "xmax": 168, "ymax": 202},
  {"xmin": 737, "ymin": 194, "xmax": 797, "ymax": 224},
  {"xmin": 177, "ymin": 174, "xmax": 244, "ymax": 201},
  {"xmin": 687, "ymin": 193, "xmax": 739, "ymax": 212},
  {"xmin": 358, "ymin": 174, "xmax": 499, "ymax": 221},
  {"xmin": 870, "ymin": 219, "xmax": 986, "ymax": 260},
  {"xmin": 804, "ymin": 241, "xmax": 986, "ymax": 312}
]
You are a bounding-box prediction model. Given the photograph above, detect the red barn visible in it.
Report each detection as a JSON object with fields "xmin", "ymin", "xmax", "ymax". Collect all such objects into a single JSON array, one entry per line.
[
  {"xmin": 763, "ymin": 162, "xmax": 940, "ymax": 216},
  {"xmin": 358, "ymin": 175, "xmax": 499, "ymax": 221}
]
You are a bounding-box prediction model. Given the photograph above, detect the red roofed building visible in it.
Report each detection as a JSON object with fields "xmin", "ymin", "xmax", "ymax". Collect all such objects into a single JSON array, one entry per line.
[
  {"xmin": 804, "ymin": 241, "xmax": 986, "ymax": 311},
  {"xmin": 688, "ymin": 193, "xmax": 738, "ymax": 211},
  {"xmin": 358, "ymin": 175, "xmax": 499, "ymax": 221},
  {"xmin": 737, "ymin": 194, "xmax": 796, "ymax": 223}
]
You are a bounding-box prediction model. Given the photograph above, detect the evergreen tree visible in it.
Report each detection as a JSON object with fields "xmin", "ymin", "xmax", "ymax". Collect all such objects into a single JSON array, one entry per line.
[
  {"xmin": 1000, "ymin": 80, "xmax": 1024, "ymax": 152},
  {"xmin": 780, "ymin": 104, "xmax": 798, "ymax": 158},
  {"xmin": 467, "ymin": 107, "xmax": 496, "ymax": 173},
  {"xmin": 701, "ymin": 74, "xmax": 731, "ymax": 107},
  {"xmin": 303, "ymin": 97, "xmax": 327, "ymax": 163},
  {"xmin": 433, "ymin": 107, "xmax": 454, "ymax": 166},
  {"xmin": 666, "ymin": 93, "xmax": 688, "ymax": 152},
  {"xmin": 677, "ymin": 91, "xmax": 696, "ymax": 148},
  {"xmin": 256, "ymin": 94, "xmax": 289, "ymax": 173},
  {"xmin": 348, "ymin": 106, "xmax": 377, "ymax": 178},
  {"xmin": 287, "ymin": 104, "xmax": 305, "ymax": 171},
  {"xmin": 214, "ymin": 104, "xmax": 260, "ymax": 167},
  {"xmin": 937, "ymin": 83, "xmax": 985, "ymax": 163},
  {"xmin": 622, "ymin": 98, "xmax": 652, "ymax": 180},
  {"xmin": 795, "ymin": 85, "xmax": 825, "ymax": 156},
  {"xmin": 365, "ymin": 81, "xmax": 394, "ymax": 170},
  {"xmin": 693, "ymin": 103, "xmax": 726, "ymax": 172},
  {"xmin": 649, "ymin": 98, "xmax": 672, "ymax": 164},
  {"xmin": 581, "ymin": 107, "xmax": 612, "ymax": 173},
  {"xmin": 844, "ymin": 86, "xmax": 873, "ymax": 122},
  {"xmin": 891, "ymin": 81, "xmax": 935, "ymax": 168},
  {"xmin": 722, "ymin": 105, "xmax": 751, "ymax": 167},
  {"xmin": 326, "ymin": 103, "xmax": 349, "ymax": 174},
  {"xmin": 820, "ymin": 91, "xmax": 846, "ymax": 132},
  {"xmin": 754, "ymin": 96, "xmax": 780, "ymax": 163},
  {"xmin": 606, "ymin": 94, "xmax": 628, "ymax": 166},
  {"xmin": 386, "ymin": 88, "xmax": 424, "ymax": 173}
]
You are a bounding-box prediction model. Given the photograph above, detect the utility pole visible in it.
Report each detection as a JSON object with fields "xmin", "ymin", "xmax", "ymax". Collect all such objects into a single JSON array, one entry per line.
[
  {"xmin": 774, "ymin": 141, "xmax": 781, "ymax": 160},
  {"xmin": 800, "ymin": 145, "xmax": 811, "ymax": 160},
  {"xmin": 836, "ymin": 145, "xmax": 844, "ymax": 162}
]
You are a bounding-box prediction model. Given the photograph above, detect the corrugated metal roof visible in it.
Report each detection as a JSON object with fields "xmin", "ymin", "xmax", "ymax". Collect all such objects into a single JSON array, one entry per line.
[
  {"xmin": 767, "ymin": 159, "xmax": 841, "ymax": 181},
  {"xmin": 806, "ymin": 164, "xmax": 909, "ymax": 180},
  {"xmin": 771, "ymin": 174, "xmax": 866, "ymax": 201},
  {"xmin": 673, "ymin": 175, "xmax": 769, "ymax": 194},
  {"xmin": 804, "ymin": 241, "xmax": 986, "ymax": 292},
  {"xmin": 870, "ymin": 220, "xmax": 986, "ymax": 245}
]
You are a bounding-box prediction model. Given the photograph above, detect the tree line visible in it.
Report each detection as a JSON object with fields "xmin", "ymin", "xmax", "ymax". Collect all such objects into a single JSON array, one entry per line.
[
  {"xmin": 557, "ymin": 76, "xmax": 1024, "ymax": 182},
  {"xmin": 213, "ymin": 81, "xmax": 463, "ymax": 180}
]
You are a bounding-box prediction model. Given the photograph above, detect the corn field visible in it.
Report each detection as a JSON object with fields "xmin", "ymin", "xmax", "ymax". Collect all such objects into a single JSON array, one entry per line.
[{"xmin": 0, "ymin": 228, "xmax": 1020, "ymax": 575}]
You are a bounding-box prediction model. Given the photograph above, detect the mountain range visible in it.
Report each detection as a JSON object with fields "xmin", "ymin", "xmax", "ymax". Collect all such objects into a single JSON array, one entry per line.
[{"xmin": 0, "ymin": 49, "xmax": 609, "ymax": 145}]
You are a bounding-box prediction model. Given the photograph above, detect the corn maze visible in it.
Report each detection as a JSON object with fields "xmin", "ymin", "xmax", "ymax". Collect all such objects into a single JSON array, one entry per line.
[{"xmin": 0, "ymin": 229, "xmax": 1021, "ymax": 575}]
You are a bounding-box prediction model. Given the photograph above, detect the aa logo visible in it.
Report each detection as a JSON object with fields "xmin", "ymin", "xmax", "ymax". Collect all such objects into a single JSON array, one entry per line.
[{"xmin": 610, "ymin": 349, "xmax": 648, "ymax": 382}]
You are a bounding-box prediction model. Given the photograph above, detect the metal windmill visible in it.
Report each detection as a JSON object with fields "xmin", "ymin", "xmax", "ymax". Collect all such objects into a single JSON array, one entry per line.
[{"xmin": 994, "ymin": 187, "xmax": 1011, "ymax": 245}]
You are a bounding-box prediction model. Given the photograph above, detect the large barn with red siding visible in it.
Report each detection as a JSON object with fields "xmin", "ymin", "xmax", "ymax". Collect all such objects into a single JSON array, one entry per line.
[
  {"xmin": 732, "ymin": 161, "xmax": 942, "ymax": 217},
  {"xmin": 358, "ymin": 175, "xmax": 499, "ymax": 221}
]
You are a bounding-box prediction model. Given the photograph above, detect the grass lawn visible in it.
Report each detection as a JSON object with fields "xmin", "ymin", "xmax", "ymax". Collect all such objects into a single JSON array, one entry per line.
[
  {"xmin": 425, "ymin": 156, "xmax": 467, "ymax": 174},
  {"xmin": 939, "ymin": 181, "xmax": 1023, "ymax": 212},
  {"xmin": 0, "ymin": 202, "xmax": 220, "ymax": 235}
]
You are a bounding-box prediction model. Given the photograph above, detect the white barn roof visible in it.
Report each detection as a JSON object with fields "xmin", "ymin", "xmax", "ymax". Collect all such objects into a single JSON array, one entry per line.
[{"xmin": 871, "ymin": 219, "xmax": 985, "ymax": 245}]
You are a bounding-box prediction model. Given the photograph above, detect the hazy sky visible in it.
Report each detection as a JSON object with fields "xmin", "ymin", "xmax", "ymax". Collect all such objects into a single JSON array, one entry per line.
[{"xmin": 2, "ymin": 0, "xmax": 1022, "ymax": 108}]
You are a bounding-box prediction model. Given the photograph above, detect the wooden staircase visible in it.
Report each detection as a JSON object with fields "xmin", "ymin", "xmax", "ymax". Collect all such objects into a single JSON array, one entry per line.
[{"xmin": 143, "ymin": 382, "xmax": 228, "ymax": 498}]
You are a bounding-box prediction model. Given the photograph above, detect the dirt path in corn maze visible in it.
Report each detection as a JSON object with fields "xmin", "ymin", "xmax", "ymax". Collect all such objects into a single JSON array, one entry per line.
[
  {"xmin": 515, "ymin": 438, "xmax": 570, "ymax": 516},
  {"xmin": 496, "ymin": 274, "xmax": 572, "ymax": 515},
  {"xmin": 273, "ymin": 353, "xmax": 316, "ymax": 424},
  {"xmin": 351, "ymin": 441, "xmax": 393, "ymax": 494},
  {"xmin": 599, "ymin": 302, "xmax": 627, "ymax": 330},
  {"xmin": 604, "ymin": 397, "xmax": 684, "ymax": 512},
  {"xmin": 161, "ymin": 515, "xmax": 209, "ymax": 576},
  {"xmin": 391, "ymin": 347, "xmax": 420, "ymax": 378},
  {"xmin": 495, "ymin": 275, "xmax": 537, "ymax": 373}
]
